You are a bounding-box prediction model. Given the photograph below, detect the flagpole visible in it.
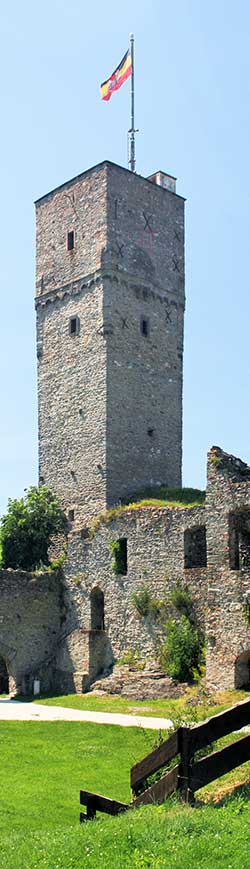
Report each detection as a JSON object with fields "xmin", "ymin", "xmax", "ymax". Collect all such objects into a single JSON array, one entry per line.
[{"xmin": 129, "ymin": 33, "xmax": 136, "ymax": 172}]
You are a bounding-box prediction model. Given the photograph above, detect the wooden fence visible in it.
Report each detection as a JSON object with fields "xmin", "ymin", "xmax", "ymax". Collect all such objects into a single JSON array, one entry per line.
[{"xmin": 80, "ymin": 697, "xmax": 250, "ymax": 821}]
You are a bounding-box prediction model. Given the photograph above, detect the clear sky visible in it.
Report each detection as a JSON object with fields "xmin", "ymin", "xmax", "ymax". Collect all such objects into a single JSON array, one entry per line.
[{"xmin": 0, "ymin": 0, "xmax": 249, "ymax": 516}]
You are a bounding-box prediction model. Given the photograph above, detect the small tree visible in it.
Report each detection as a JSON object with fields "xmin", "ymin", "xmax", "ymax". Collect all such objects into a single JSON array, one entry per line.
[{"xmin": 0, "ymin": 486, "xmax": 67, "ymax": 571}]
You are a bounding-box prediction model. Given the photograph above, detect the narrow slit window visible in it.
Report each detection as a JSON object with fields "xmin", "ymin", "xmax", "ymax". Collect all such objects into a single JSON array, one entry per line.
[
  {"xmin": 67, "ymin": 230, "xmax": 75, "ymax": 251},
  {"xmin": 69, "ymin": 316, "xmax": 80, "ymax": 336},
  {"xmin": 68, "ymin": 509, "xmax": 75, "ymax": 522},
  {"xmin": 141, "ymin": 317, "xmax": 149, "ymax": 337}
]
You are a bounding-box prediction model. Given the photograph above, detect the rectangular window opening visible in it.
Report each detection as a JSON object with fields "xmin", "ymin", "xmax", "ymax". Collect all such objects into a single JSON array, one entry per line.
[
  {"xmin": 184, "ymin": 526, "xmax": 207, "ymax": 569},
  {"xmin": 67, "ymin": 230, "xmax": 75, "ymax": 251},
  {"xmin": 68, "ymin": 509, "xmax": 75, "ymax": 522},
  {"xmin": 113, "ymin": 538, "xmax": 127, "ymax": 576},
  {"xmin": 69, "ymin": 316, "xmax": 80, "ymax": 336},
  {"xmin": 141, "ymin": 318, "xmax": 149, "ymax": 337},
  {"xmin": 229, "ymin": 512, "xmax": 250, "ymax": 570}
]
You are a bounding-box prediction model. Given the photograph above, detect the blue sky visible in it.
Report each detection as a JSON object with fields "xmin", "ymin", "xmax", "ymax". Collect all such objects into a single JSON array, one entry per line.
[{"xmin": 0, "ymin": 0, "xmax": 249, "ymax": 515}]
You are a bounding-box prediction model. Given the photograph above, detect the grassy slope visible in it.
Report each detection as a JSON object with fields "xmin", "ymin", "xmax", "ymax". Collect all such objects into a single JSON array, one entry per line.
[{"xmin": 0, "ymin": 717, "xmax": 249, "ymax": 868}]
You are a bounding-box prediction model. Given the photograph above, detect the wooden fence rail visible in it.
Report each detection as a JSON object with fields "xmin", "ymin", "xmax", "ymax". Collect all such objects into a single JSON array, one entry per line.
[{"xmin": 80, "ymin": 697, "xmax": 250, "ymax": 820}]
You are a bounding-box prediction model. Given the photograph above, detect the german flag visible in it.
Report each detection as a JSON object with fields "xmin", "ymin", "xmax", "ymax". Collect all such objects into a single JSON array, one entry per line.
[{"xmin": 100, "ymin": 49, "xmax": 132, "ymax": 101}]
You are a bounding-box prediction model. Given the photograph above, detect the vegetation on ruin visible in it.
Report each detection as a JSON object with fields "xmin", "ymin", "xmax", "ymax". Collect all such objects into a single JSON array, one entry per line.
[
  {"xmin": 159, "ymin": 615, "xmax": 203, "ymax": 682},
  {"xmin": 131, "ymin": 586, "xmax": 161, "ymax": 619},
  {"xmin": 117, "ymin": 648, "xmax": 146, "ymax": 669},
  {"xmin": 130, "ymin": 580, "xmax": 204, "ymax": 682},
  {"xmin": 89, "ymin": 488, "xmax": 205, "ymax": 537},
  {"xmin": 159, "ymin": 582, "xmax": 204, "ymax": 681},
  {"xmin": 109, "ymin": 538, "xmax": 127, "ymax": 575},
  {"xmin": 122, "ymin": 486, "xmax": 206, "ymax": 507},
  {"xmin": 1, "ymin": 716, "xmax": 250, "ymax": 868},
  {"xmin": 0, "ymin": 486, "xmax": 67, "ymax": 571}
]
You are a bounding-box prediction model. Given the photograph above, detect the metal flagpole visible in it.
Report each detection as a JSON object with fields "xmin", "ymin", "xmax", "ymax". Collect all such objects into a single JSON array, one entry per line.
[{"xmin": 129, "ymin": 33, "xmax": 136, "ymax": 172}]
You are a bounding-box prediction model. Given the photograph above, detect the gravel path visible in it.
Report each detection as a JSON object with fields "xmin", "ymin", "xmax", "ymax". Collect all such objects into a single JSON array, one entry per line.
[{"xmin": 0, "ymin": 698, "xmax": 172, "ymax": 730}]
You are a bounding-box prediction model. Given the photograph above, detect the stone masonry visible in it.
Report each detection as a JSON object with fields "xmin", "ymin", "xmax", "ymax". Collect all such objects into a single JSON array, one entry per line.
[
  {"xmin": 35, "ymin": 161, "xmax": 185, "ymax": 523},
  {"xmin": 0, "ymin": 447, "xmax": 250, "ymax": 694},
  {"xmin": 1, "ymin": 164, "xmax": 248, "ymax": 698}
]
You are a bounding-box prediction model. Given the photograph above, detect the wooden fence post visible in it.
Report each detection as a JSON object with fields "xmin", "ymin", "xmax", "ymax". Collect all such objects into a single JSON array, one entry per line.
[{"xmin": 179, "ymin": 726, "xmax": 195, "ymax": 805}]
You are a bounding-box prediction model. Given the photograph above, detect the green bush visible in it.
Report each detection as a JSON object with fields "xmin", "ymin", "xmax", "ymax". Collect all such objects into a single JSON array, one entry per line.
[
  {"xmin": 131, "ymin": 587, "xmax": 151, "ymax": 617},
  {"xmin": 0, "ymin": 486, "xmax": 67, "ymax": 571},
  {"xmin": 109, "ymin": 539, "xmax": 127, "ymax": 575},
  {"xmin": 131, "ymin": 587, "xmax": 162, "ymax": 619},
  {"xmin": 170, "ymin": 581, "xmax": 193, "ymax": 620},
  {"xmin": 158, "ymin": 615, "xmax": 202, "ymax": 682},
  {"xmin": 117, "ymin": 648, "xmax": 145, "ymax": 669}
]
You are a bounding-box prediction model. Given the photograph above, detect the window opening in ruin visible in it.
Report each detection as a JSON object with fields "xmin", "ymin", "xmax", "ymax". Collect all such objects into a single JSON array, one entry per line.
[
  {"xmin": 69, "ymin": 316, "xmax": 79, "ymax": 336},
  {"xmin": 147, "ymin": 428, "xmax": 154, "ymax": 437},
  {"xmin": 141, "ymin": 317, "xmax": 149, "ymax": 337},
  {"xmin": 235, "ymin": 650, "xmax": 250, "ymax": 688},
  {"xmin": 229, "ymin": 511, "xmax": 250, "ymax": 571},
  {"xmin": 184, "ymin": 526, "xmax": 207, "ymax": 569},
  {"xmin": 0, "ymin": 657, "xmax": 9, "ymax": 695},
  {"xmin": 67, "ymin": 230, "xmax": 74, "ymax": 251},
  {"xmin": 90, "ymin": 587, "xmax": 105, "ymax": 631},
  {"xmin": 68, "ymin": 509, "xmax": 74, "ymax": 522},
  {"xmin": 112, "ymin": 538, "xmax": 127, "ymax": 575}
]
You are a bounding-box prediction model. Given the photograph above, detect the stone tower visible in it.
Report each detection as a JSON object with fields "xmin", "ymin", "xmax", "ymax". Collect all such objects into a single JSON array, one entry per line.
[{"xmin": 35, "ymin": 161, "xmax": 185, "ymax": 523}]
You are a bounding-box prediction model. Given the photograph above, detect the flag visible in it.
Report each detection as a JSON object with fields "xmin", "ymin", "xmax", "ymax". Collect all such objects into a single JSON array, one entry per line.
[{"xmin": 100, "ymin": 49, "xmax": 132, "ymax": 101}]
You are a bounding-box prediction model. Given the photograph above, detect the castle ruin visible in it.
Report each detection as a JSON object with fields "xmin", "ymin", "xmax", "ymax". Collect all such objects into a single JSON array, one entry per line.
[{"xmin": 0, "ymin": 161, "xmax": 249, "ymax": 696}]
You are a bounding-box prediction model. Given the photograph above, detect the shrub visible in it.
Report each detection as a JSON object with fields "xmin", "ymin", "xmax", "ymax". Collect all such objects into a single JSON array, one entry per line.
[
  {"xmin": 117, "ymin": 648, "xmax": 145, "ymax": 669},
  {"xmin": 131, "ymin": 587, "xmax": 162, "ymax": 619},
  {"xmin": 109, "ymin": 539, "xmax": 127, "ymax": 575},
  {"xmin": 158, "ymin": 615, "xmax": 202, "ymax": 682},
  {"xmin": 0, "ymin": 486, "xmax": 67, "ymax": 571},
  {"xmin": 170, "ymin": 581, "xmax": 193, "ymax": 620},
  {"xmin": 131, "ymin": 587, "xmax": 151, "ymax": 617}
]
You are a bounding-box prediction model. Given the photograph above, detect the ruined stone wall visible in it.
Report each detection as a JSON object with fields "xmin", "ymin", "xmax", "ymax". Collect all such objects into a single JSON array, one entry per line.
[
  {"xmin": 63, "ymin": 504, "xmax": 207, "ymax": 673},
  {"xmin": 0, "ymin": 569, "xmax": 63, "ymax": 694},
  {"xmin": 206, "ymin": 447, "xmax": 250, "ymax": 690}
]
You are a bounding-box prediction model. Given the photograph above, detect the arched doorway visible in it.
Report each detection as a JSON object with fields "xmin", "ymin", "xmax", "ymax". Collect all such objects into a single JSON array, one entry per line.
[
  {"xmin": 235, "ymin": 650, "xmax": 250, "ymax": 688},
  {"xmin": 0, "ymin": 656, "xmax": 9, "ymax": 694},
  {"xmin": 90, "ymin": 587, "xmax": 105, "ymax": 631}
]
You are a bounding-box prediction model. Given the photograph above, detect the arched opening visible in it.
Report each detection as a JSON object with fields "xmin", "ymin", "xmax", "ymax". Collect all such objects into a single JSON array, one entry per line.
[
  {"xmin": 0, "ymin": 656, "xmax": 9, "ymax": 695},
  {"xmin": 90, "ymin": 587, "xmax": 105, "ymax": 631},
  {"xmin": 235, "ymin": 650, "xmax": 250, "ymax": 688}
]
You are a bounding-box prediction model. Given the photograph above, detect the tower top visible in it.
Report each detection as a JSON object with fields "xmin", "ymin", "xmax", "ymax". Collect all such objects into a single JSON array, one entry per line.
[{"xmin": 35, "ymin": 160, "xmax": 184, "ymax": 207}]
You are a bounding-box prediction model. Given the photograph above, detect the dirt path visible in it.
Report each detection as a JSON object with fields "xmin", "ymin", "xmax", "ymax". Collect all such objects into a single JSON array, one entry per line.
[{"xmin": 0, "ymin": 698, "xmax": 172, "ymax": 730}]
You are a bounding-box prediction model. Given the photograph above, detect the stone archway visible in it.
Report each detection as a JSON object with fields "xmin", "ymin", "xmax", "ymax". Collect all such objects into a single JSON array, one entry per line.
[
  {"xmin": 235, "ymin": 650, "xmax": 250, "ymax": 688},
  {"xmin": 90, "ymin": 587, "xmax": 105, "ymax": 631},
  {"xmin": 0, "ymin": 656, "xmax": 9, "ymax": 694}
]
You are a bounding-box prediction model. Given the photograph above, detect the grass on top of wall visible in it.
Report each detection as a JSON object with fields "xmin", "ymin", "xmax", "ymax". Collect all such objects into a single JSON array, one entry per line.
[{"xmin": 89, "ymin": 488, "xmax": 205, "ymax": 536}]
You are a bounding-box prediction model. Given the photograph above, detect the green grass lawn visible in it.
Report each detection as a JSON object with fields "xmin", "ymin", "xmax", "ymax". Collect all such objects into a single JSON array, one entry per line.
[
  {"xmin": 33, "ymin": 686, "xmax": 250, "ymax": 726},
  {"xmin": 0, "ymin": 718, "xmax": 250, "ymax": 868}
]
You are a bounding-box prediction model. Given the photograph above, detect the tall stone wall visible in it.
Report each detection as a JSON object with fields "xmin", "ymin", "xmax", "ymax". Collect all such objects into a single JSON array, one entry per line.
[
  {"xmin": 0, "ymin": 569, "xmax": 63, "ymax": 694},
  {"xmin": 35, "ymin": 161, "xmax": 185, "ymax": 523},
  {"xmin": 63, "ymin": 504, "xmax": 207, "ymax": 673},
  {"xmin": 206, "ymin": 447, "xmax": 250, "ymax": 690}
]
